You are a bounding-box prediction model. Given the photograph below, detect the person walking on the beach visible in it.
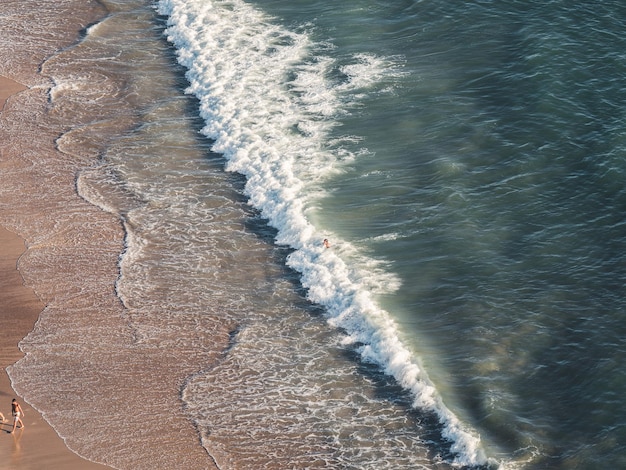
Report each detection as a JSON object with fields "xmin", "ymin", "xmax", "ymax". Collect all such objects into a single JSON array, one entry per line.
[{"xmin": 10, "ymin": 398, "xmax": 24, "ymax": 433}]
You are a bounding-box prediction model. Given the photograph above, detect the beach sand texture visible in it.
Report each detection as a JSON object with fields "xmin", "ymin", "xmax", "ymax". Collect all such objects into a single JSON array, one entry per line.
[
  {"xmin": 1, "ymin": 72, "xmax": 109, "ymax": 469},
  {"xmin": 0, "ymin": 2, "xmax": 223, "ymax": 466},
  {"xmin": 0, "ymin": 223, "xmax": 109, "ymax": 469}
]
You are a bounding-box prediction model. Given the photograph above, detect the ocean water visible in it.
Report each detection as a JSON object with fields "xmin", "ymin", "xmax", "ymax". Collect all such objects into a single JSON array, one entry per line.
[{"xmin": 1, "ymin": 0, "xmax": 625, "ymax": 469}]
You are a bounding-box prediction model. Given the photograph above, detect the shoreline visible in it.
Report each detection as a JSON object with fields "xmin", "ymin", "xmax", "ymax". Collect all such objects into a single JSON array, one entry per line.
[{"xmin": 0, "ymin": 77, "xmax": 110, "ymax": 469}]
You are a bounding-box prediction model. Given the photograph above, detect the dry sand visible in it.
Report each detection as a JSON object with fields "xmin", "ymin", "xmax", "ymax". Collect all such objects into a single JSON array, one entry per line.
[{"xmin": 0, "ymin": 78, "xmax": 110, "ymax": 469}]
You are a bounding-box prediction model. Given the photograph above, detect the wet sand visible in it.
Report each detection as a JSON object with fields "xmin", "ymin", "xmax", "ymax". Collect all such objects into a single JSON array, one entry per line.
[
  {"xmin": 0, "ymin": 76, "xmax": 26, "ymax": 113},
  {"xmin": 0, "ymin": 77, "xmax": 110, "ymax": 469}
]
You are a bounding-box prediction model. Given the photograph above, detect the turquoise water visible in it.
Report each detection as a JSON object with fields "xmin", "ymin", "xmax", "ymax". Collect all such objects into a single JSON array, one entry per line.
[{"xmin": 3, "ymin": 0, "xmax": 625, "ymax": 468}]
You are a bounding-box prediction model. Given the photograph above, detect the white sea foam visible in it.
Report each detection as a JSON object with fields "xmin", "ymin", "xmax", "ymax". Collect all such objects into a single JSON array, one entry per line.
[{"xmin": 157, "ymin": 0, "xmax": 487, "ymax": 466}]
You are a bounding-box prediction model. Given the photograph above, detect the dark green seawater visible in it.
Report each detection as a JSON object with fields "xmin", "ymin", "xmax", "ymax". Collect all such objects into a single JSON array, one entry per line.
[{"xmin": 246, "ymin": 1, "xmax": 626, "ymax": 468}]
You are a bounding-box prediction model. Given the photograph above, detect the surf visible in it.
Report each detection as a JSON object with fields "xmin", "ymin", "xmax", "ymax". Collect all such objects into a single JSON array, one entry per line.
[{"xmin": 157, "ymin": 0, "xmax": 489, "ymax": 466}]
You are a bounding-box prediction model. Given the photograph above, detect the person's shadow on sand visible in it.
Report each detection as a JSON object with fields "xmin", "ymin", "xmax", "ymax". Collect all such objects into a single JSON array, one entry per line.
[{"xmin": 0, "ymin": 415, "xmax": 24, "ymax": 434}]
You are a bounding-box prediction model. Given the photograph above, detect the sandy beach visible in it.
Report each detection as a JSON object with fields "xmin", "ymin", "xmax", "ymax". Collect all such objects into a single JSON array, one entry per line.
[
  {"xmin": 0, "ymin": 78, "xmax": 110, "ymax": 469},
  {"xmin": 0, "ymin": 77, "xmax": 26, "ymax": 114}
]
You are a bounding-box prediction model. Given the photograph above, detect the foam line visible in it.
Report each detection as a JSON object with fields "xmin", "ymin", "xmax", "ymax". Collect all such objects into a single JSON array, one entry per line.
[{"xmin": 157, "ymin": 0, "xmax": 487, "ymax": 465}]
